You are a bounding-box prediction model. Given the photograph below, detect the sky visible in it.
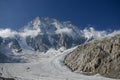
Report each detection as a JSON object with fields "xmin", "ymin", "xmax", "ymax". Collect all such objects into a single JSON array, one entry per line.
[{"xmin": 0, "ymin": 0, "xmax": 120, "ymax": 30}]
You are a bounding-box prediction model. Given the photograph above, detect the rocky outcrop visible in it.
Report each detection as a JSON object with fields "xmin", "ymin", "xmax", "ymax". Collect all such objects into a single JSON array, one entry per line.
[{"xmin": 64, "ymin": 34, "xmax": 120, "ymax": 79}]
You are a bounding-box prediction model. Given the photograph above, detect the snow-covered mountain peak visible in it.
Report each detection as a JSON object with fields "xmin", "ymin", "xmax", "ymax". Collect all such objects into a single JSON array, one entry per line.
[
  {"xmin": 22, "ymin": 17, "xmax": 80, "ymax": 37},
  {"xmin": 32, "ymin": 16, "xmax": 41, "ymax": 30},
  {"xmin": 23, "ymin": 17, "xmax": 41, "ymax": 30}
]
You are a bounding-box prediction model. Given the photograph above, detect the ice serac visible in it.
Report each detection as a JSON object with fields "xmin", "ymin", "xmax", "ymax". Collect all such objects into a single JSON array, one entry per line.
[
  {"xmin": 22, "ymin": 17, "xmax": 86, "ymax": 52},
  {"xmin": 64, "ymin": 34, "xmax": 120, "ymax": 79}
]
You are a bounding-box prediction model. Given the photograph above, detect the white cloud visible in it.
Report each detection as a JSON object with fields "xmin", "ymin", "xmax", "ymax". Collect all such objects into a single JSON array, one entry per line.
[
  {"xmin": 82, "ymin": 27, "xmax": 107, "ymax": 40},
  {"xmin": 19, "ymin": 28, "xmax": 40, "ymax": 38},
  {"xmin": 0, "ymin": 28, "xmax": 17, "ymax": 38},
  {"xmin": 0, "ymin": 28, "xmax": 41, "ymax": 38},
  {"xmin": 0, "ymin": 26, "xmax": 120, "ymax": 40},
  {"xmin": 55, "ymin": 27, "xmax": 72, "ymax": 34}
]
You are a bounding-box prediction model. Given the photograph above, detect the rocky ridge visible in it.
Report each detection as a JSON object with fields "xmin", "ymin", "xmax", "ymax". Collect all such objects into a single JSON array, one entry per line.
[{"xmin": 64, "ymin": 34, "xmax": 120, "ymax": 79}]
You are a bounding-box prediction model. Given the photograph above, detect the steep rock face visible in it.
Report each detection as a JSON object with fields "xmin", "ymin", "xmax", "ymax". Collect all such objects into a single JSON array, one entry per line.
[{"xmin": 64, "ymin": 34, "xmax": 120, "ymax": 79}]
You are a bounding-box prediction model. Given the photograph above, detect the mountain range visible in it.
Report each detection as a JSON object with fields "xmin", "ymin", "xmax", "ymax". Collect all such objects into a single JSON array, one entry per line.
[{"xmin": 0, "ymin": 17, "xmax": 117, "ymax": 63}]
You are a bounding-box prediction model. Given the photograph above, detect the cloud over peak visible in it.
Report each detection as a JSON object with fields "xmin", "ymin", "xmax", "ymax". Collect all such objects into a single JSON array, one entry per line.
[{"xmin": 0, "ymin": 28, "xmax": 17, "ymax": 38}]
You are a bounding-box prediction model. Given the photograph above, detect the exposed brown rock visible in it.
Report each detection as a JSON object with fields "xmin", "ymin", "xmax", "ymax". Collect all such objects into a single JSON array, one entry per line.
[{"xmin": 64, "ymin": 34, "xmax": 120, "ymax": 79}]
